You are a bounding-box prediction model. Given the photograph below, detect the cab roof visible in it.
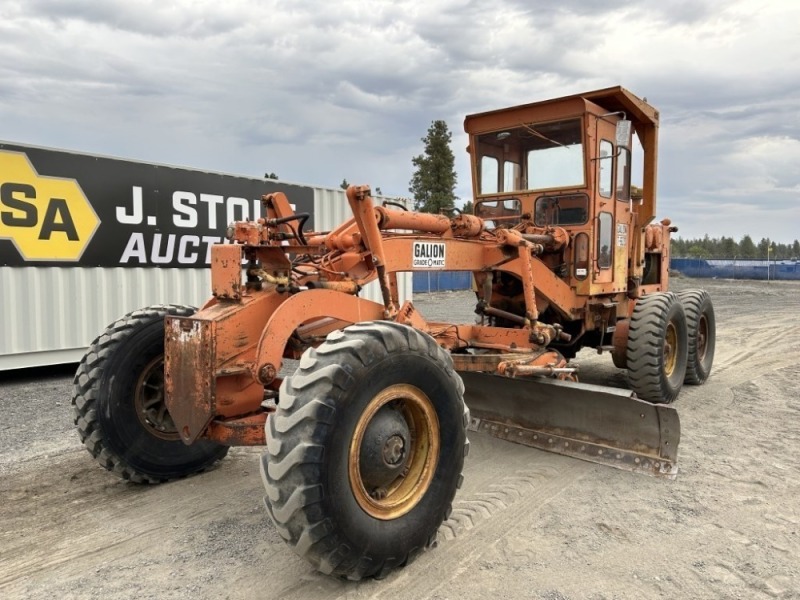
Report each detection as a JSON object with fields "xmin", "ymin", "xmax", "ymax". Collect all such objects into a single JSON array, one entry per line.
[{"xmin": 464, "ymin": 86, "xmax": 659, "ymax": 132}]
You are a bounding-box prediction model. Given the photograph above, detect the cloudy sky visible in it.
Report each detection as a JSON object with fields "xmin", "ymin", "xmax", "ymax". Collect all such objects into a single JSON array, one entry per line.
[{"xmin": 1, "ymin": 0, "xmax": 798, "ymax": 243}]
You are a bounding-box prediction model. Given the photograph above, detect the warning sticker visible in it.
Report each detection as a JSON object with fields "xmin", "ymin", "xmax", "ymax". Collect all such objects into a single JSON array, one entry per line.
[
  {"xmin": 616, "ymin": 223, "xmax": 628, "ymax": 247},
  {"xmin": 412, "ymin": 241, "xmax": 446, "ymax": 269}
]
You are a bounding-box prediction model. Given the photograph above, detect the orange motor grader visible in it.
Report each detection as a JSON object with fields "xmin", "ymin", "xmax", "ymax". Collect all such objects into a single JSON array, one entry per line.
[{"xmin": 72, "ymin": 86, "xmax": 715, "ymax": 580}]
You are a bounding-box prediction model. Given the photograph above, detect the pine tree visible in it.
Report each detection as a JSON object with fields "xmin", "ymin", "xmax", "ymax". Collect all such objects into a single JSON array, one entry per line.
[
  {"xmin": 719, "ymin": 236, "xmax": 738, "ymax": 258},
  {"xmin": 739, "ymin": 235, "xmax": 757, "ymax": 258},
  {"xmin": 409, "ymin": 120, "xmax": 458, "ymax": 213}
]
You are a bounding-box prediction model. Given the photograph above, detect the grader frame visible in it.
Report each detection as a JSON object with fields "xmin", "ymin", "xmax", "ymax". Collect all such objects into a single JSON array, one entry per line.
[
  {"xmin": 163, "ymin": 86, "xmax": 682, "ymax": 473},
  {"xmin": 73, "ymin": 86, "xmax": 715, "ymax": 580}
]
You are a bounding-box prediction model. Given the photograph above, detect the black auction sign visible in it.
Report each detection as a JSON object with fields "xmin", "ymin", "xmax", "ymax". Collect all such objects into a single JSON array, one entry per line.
[{"xmin": 0, "ymin": 142, "xmax": 315, "ymax": 268}]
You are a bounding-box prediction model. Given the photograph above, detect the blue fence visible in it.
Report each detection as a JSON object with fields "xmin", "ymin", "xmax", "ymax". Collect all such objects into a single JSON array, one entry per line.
[
  {"xmin": 412, "ymin": 271, "xmax": 473, "ymax": 293},
  {"xmin": 670, "ymin": 258, "xmax": 800, "ymax": 281},
  {"xmin": 412, "ymin": 258, "xmax": 800, "ymax": 292}
]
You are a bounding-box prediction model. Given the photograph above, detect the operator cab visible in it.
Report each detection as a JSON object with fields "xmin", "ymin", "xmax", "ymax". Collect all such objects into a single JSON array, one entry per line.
[{"xmin": 464, "ymin": 86, "xmax": 664, "ymax": 296}]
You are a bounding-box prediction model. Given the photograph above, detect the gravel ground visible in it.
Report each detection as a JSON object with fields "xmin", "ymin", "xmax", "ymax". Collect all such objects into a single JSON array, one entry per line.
[{"xmin": 1, "ymin": 277, "xmax": 799, "ymax": 599}]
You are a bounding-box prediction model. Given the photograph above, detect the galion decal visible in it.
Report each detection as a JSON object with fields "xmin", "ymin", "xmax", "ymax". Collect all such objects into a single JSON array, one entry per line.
[{"xmin": 412, "ymin": 241, "xmax": 446, "ymax": 269}]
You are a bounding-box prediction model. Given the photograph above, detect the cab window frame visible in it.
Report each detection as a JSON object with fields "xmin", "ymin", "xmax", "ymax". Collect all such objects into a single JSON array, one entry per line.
[
  {"xmin": 616, "ymin": 146, "xmax": 631, "ymax": 201},
  {"xmin": 598, "ymin": 139, "xmax": 614, "ymax": 199},
  {"xmin": 474, "ymin": 116, "xmax": 587, "ymax": 197},
  {"xmin": 597, "ymin": 211, "xmax": 613, "ymax": 269},
  {"xmin": 475, "ymin": 198, "xmax": 522, "ymax": 227},
  {"xmin": 533, "ymin": 193, "xmax": 590, "ymax": 227}
]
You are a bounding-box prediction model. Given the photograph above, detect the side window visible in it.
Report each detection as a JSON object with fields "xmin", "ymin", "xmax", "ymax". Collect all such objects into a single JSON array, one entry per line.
[
  {"xmin": 503, "ymin": 161, "xmax": 520, "ymax": 192},
  {"xmin": 476, "ymin": 199, "xmax": 521, "ymax": 227},
  {"xmin": 597, "ymin": 212, "xmax": 613, "ymax": 269},
  {"xmin": 477, "ymin": 118, "xmax": 584, "ymax": 193},
  {"xmin": 528, "ymin": 144, "xmax": 584, "ymax": 190},
  {"xmin": 616, "ymin": 147, "xmax": 631, "ymax": 201},
  {"xmin": 534, "ymin": 194, "xmax": 589, "ymax": 226},
  {"xmin": 574, "ymin": 232, "xmax": 589, "ymax": 280},
  {"xmin": 480, "ymin": 156, "xmax": 498, "ymax": 194},
  {"xmin": 598, "ymin": 140, "xmax": 613, "ymax": 198}
]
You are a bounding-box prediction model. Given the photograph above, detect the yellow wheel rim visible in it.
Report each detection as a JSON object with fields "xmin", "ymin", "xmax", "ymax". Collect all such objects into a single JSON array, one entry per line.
[
  {"xmin": 349, "ymin": 384, "xmax": 440, "ymax": 520},
  {"xmin": 664, "ymin": 322, "xmax": 678, "ymax": 377}
]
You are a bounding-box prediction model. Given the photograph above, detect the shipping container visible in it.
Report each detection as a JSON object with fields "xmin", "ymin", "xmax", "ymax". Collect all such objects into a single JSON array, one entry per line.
[{"xmin": 0, "ymin": 142, "xmax": 410, "ymax": 369}]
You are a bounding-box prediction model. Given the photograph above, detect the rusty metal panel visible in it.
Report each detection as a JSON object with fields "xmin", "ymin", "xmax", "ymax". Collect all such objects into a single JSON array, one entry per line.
[
  {"xmin": 211, "ymin": 244, "xmax": 243, "ymax": 301},
  {"xmin": 164, "ymin": 315, "xmax": 215, "ymax": 444}
]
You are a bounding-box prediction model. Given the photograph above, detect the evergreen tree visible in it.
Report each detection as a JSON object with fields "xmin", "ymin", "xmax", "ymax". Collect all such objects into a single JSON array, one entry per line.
[
  {"xmin": 719, "ymin": 236, "xmax": 738, "ymax": 258},
  {"xmin": 672, "ymin": 234, "xmax": 795, "ymax": 259},
  {"xmin": 757, "ymin": 237, "xmax": 772, "ymax": 257},
  {"xmin": 409, "ymin": 120, "xmax": 458, "ymax": 213},
  {"xmin": 701, "ymin": 234, "xmax": 714, "ymax": 255},
  {"xmin": 739, "ymin": 235, "xmax": 757, "ymax": 258},
  {"xmin": 672, "ymin": 237, "xmax": 687, "ymax": 257},
  {"xmin": 340, "ymin": 178, "xmax": 349, "ymax": 190},
  {"xmin": 688, "ymin": 244, "xmax": 710, "ymax": 258},
  {"xmin": 265, "ymin": 172, "xmax": 279, "ymax": 180}
]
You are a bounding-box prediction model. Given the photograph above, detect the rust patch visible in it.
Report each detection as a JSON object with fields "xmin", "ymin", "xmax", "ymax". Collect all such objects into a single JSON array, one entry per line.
[
  {"xmin": 164, "ymin": 316, "xmax": 215, "ymax": 445},
  {"xmin": 211, "ymin": 244, "xmax": 243, "ymax": 301}
]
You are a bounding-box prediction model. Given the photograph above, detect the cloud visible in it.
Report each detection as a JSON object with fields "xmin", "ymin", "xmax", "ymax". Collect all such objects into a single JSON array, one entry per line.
[{"xmin": 0, "ymin": 0, "xmax": 797, "ymax": 241}]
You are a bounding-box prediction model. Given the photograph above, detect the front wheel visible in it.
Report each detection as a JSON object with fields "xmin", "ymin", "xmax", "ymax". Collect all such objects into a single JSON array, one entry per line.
[
  {"xmin": 72, "ymin": 305, "xmax": 229, "ymax": 483},
  {"xmin": 261, "ymin": 321, "xmax": 469, "ymax": 580}
]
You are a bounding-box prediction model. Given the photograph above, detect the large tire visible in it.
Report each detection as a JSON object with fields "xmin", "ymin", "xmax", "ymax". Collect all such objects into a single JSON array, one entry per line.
[
  {"xmin": 261, "ymin": 321, "xmax": 469, "ymax": 580},
  {"xmin": 72, "ymin": 305, "xmax": 229, "ymax": 483},
  {"xmin": 677, "ymin": 289, "xmax": 716, "ymax": 384},
  {"xmin": 626, "ymin": 292, "xmax": 688, "ymax": 404}
]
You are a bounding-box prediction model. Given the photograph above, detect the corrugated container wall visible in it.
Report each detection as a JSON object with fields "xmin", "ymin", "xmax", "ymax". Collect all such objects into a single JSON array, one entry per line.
[{"xmin": 0, "ymin": 187, "xmax": 411, "ymax": 370}]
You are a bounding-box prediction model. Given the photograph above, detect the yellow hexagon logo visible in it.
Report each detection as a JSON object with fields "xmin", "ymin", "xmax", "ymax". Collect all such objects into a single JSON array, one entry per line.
[{"xmin": 0, "ymin": 150, "xmax": 100, "ymax": 261}]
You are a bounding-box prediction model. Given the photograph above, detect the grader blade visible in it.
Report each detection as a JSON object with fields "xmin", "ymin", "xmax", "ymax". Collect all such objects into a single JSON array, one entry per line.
[{"xmin": 460, "ymin": 372, "xmax": 680, "ymax": 478}]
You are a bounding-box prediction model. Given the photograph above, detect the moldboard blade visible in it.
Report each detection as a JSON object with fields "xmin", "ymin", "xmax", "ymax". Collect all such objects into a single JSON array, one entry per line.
[{"xmin": 460, "ymin": 372, "xmax": 680, "ymax": 478}]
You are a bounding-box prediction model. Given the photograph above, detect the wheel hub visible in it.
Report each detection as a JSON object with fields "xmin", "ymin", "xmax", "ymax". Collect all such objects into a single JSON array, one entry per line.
[
  {"xmin": 349, "ymin": 384, "xmax": 440, "ymax": 520},
  {"xmin": 134, "ymin": 356, "xmax": 180, "ymax": 441},
  {"xmin": 383, "ymin": 434, "xmax": 406, "ymax": 465},
  {"xmin": 697, "ymin": 315, "xmax": 708, "ymax": 360},
  {"xmin": 358, "ymin": 404, "xmax": 411, "ymax": 491}
]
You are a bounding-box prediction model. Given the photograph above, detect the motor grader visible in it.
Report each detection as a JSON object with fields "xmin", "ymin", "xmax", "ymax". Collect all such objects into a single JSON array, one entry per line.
[{"xmin": 72, "ymin": 86, "xmax": 715, "ymax": 580}]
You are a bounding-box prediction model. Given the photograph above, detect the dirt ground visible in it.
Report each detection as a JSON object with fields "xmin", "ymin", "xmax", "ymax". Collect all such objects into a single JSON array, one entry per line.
[{"xmin": 1, "ymin": 277, "xmax": 799, "ymax": 599}]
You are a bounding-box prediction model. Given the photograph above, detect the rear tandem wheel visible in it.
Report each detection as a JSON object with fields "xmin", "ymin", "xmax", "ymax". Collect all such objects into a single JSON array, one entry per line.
[
  {"xmin": 625, "ymin": 292, "xmax": 689, "ymax": 404},
  {"xmin": 677, "ymin": 289, "xmax": 716, "ymax": 384},
  {"xmin": 261, "ymin": 321, "xmax": 469, "ymax": 580}
]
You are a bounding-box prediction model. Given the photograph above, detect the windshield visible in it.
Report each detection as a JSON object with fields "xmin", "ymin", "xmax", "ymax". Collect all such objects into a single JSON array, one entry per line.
[{"xmin": 476, "ymin": 118, "xmax": 585, "ymax": 194}]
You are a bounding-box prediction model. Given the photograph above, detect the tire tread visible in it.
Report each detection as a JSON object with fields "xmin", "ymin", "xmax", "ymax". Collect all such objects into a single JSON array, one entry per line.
[
  {"xmin": 626, "ymin": 292, "xmax": 688, "ymax": 403},
  {"xmin": 677, "ymin": 289, "xmax": 716, "ymax": 384},
  {"xmin": 262, "ymin": 321, "xmax": 468, "ymax": 580},
  {"xmin": 71, "ymin": 304, "xmax": 227, "ymax": 484}
]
